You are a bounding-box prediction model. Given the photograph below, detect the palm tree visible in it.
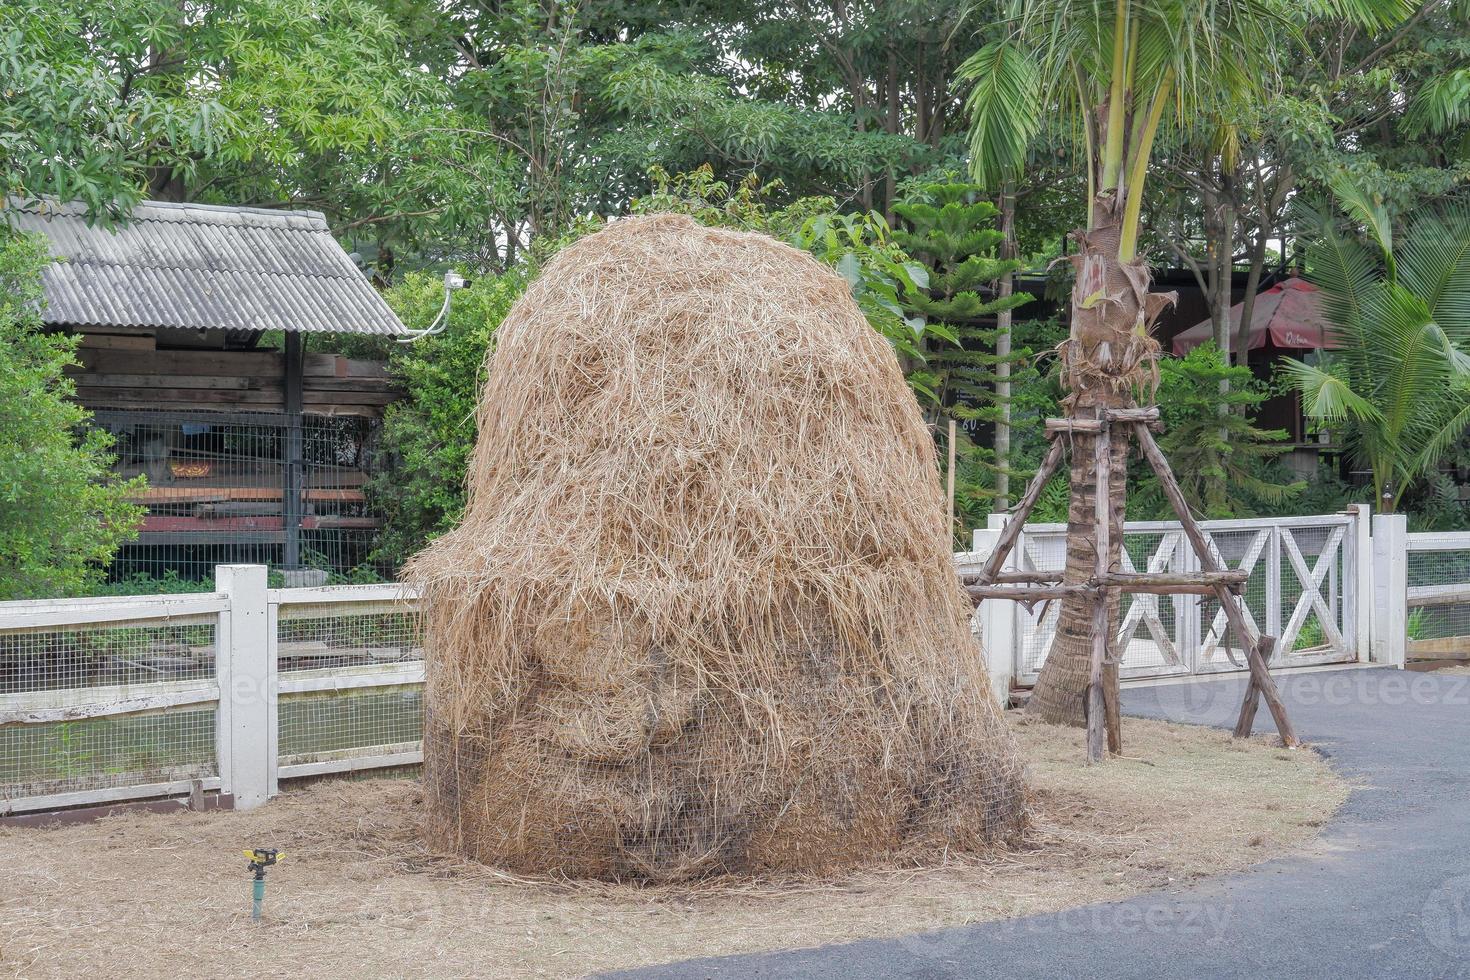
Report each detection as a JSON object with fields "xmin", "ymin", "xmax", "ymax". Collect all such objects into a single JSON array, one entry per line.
[
  {"xmin": 959, "ymin": 0, "xmax": 1410, "ymax": 727},
  {"xmin": 1283, "ymin": 181, "xmax": 1470, "ymax": 513}
]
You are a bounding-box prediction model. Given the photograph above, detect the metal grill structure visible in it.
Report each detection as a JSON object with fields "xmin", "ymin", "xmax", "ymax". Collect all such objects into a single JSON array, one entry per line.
[{"xmin": 94, "ymin": 409, "xmax": 388, "ymax": 590}]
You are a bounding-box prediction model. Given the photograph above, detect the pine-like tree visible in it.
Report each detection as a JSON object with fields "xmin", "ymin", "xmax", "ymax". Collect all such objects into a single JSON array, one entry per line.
[{"xmin": 893, "ymin": 181, "xmax": 1031, "ymax": 538}]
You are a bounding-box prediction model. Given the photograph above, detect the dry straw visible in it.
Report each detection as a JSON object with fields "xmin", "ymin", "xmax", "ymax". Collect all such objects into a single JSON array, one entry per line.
[{"xmin": 406, "ymin": 214, "xmax": 1028, "ymax": 882}]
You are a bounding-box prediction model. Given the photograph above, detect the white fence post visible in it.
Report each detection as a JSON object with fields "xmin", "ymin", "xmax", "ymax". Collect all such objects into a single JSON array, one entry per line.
[
  {"xmin": 1348, "ymin": 503, "xmax": 1372, "ymax": 662},
  {"xmin": 976, "ymin": 514, "xmax": 1017, "ymax": 704},
  {"xmin": 215, "ymin": 564, "xmax": 276, "ymax": 809},
  {"xmin": 1370, "ymin": 514, "xmax": 1407, "ymax": 668}
]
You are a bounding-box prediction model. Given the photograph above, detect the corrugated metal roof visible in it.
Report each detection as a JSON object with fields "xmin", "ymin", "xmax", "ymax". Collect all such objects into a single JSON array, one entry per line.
[{"xmin": 5, "ymin": 198, "xmax": 409, "ymax": 335}]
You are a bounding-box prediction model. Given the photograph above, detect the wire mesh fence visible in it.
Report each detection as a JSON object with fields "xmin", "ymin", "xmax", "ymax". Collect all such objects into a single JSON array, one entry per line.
[
  {"xmin": 89, "ymin": 409, "xmax": 391, "ymax": 594},
  {"xmin": 1405, "ymin": 544, "xmax": 1470, "ymax": 659},
  {"xmin": 0, "ymin": 619, "xmax": 219, "ymax": 804},
  {"xmin": 275, "ymin": 604, "xmax": 423, "ymax": 771}
]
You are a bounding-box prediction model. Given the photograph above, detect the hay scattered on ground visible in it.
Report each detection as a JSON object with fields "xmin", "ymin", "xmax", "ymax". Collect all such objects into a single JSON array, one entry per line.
[
  {"xmin": 408, "ymin": 214, "xmax": 1025, "ymax": 880},
  {"xmin": 0, "ymin": 716, "xmax": 1346, "ymax": 979}
]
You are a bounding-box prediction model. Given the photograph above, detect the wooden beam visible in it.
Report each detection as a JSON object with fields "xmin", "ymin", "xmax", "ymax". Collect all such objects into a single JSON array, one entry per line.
[
  {"xmin": 1102, "ymin": 406, "xmax": 1161, "ymax": 423},
  {"xmin": 1094, "ymin": 571, "xmax": 1249, "ymax": 595},
  {"xmin": 1233, "ymin": 636, "xmax": 1277, "ymax": 737},
  {"xmin": 1046, "ymin": 417, "xmax": 1104, "ymax": 435},
  {"xmin": 966, "ymin": 584, "xmax": 1097, "ymax": 603},
  {"xmin": 1134, "ymin": 421, "xmax": 1300, "ymax": 748},
  {"xmin": 1087, "ymin": 412, "xmax": 1111, "ymax": 764},
  {"xmin": 973, "ymin": 438, "xmax": 1067, "ymax": 584}
]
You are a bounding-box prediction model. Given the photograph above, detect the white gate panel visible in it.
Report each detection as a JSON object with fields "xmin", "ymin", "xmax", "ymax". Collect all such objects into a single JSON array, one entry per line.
[{"xmin": 1012, "ymin": 512, "xmax": 1360, "ymax": 684}]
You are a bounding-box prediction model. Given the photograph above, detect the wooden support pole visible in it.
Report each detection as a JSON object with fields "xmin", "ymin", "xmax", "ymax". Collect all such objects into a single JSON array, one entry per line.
[
  {"xmin": 1087, "ymin": 413, "xmax": 1111, "ymax": 764},
  {"xmin": 1094, "ymin": 571, "xmax": 1249, "ymax": 594},
  {"xmin": 1101, "ymin": 406, "xmax": 1161, "ymax": 423},
  {"xmin": 967, "ymin": 584, "xmax": 1097, "ymax": 603},
  {"xmin": 961, "ymin": 570, "xmax": 1061, "ymax": 585},
  {"xmin": 1046, "ymin": 417, "xmax": 1104, "ymax": 436},
  {"xmin": 1133, "ymin": 422, "xmax": 1300, "ymax": 748},
  {"xmin": 1233, "ymin": 636, "xmax": 1277, "ymax": 738},
  {"xmin": 283, "ymin": 332, "xmax": 305, "ymax": 571},
  {"xmin": 974, "ymin": 438, "xmax": 1067, "ymax": 584},
  {"xmin": 947, "ymin": 419, "xmax": 957, "ymax": 541}
]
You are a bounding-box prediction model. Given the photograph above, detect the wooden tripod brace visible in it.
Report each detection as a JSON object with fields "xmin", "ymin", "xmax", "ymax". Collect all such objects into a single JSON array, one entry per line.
[{"xmin": 965, "ymin": 406, "xmax": 1300, "ymax": 762}]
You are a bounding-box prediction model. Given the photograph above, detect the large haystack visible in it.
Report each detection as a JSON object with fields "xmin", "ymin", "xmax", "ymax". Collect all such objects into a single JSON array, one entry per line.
[{"xmin": 407, "ymin": 214, "xmax": 1027, "ymax": 882}]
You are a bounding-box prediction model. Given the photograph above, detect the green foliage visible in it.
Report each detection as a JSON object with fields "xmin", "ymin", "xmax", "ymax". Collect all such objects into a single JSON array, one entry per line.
[
  {"xmin": 1136, "ymin": 344, "xmax": 1304, "ymax": 519},
  {"xmin": 1, "ymin": 0, "xmax": 445, "ymax": 223},
  {"xmin": 891, "ymin": 179, "xmax": 1032, "ymax": 527},
  {"xmin": 0, "ymin": 233, "xmax": 144, "ymax": 599},
  {"xmin": 1282, "ymin": 182, "xmax": 1470, "ymax": 511},
  {"xmin": 367, "ymin": 270, "xmax": 526, "ymax": 567},
  {"xmin": 632, "ymin": 166, "xmax": 945, "ymax": 393}
]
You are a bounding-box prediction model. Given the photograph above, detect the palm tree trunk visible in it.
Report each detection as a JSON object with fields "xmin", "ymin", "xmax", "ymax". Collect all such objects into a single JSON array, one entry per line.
[
  {"xmin": 1025, "ymin": 388, "xmax": 1129, "ymax": 726},
  {"xmin": 1026, "ymin": 192, "xmax": 1170, "ymax": 729}
]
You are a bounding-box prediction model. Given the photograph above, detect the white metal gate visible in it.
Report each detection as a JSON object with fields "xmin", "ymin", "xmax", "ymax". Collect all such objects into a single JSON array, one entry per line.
[{"xmin": 1005, "ymin": 511, "xmax": 1368, "ymax": 684}]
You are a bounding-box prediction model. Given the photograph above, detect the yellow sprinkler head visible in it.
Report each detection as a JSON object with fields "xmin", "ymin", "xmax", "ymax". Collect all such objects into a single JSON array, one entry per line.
[{"xmin": 244, "ymin": 848, "xmax": 283, "ymax": 875}]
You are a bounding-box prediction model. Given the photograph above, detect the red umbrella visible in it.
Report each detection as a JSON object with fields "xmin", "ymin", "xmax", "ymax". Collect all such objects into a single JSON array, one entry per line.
[{"xmin": 1171, "ymin": 278, "xmax": 1341, "ymax": 356}]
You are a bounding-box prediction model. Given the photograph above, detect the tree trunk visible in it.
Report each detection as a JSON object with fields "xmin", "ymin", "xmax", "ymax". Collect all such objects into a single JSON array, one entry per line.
[
  {"xmin": 1024, "ymin": 389, "xmax": 1130, "ymax": 726},
  {"xmin": 994, "ymin": 186, "xmax": 1017, "ymax": 510},
  {"xmin": 1025, "ymin": 193, "xmax": 1173, "ymax": 729}
]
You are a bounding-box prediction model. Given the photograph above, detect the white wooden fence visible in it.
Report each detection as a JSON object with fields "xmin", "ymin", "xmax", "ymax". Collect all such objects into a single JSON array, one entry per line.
[
  {"xmin": 0, "ymin": 512, "xmax": 1419, "ymax": 816},
  {"xmin": 1, "ymin": 566, "xmax": 421, "ymax": 816},
  {"xmin": 972, "ymin": 506, "xmax": 1409, "ymax": 692}
]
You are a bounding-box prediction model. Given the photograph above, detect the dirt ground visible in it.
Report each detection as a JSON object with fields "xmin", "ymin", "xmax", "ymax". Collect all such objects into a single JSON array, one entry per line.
[{"xmin": 1, "ymin": 715, "xmax": 1346, "ymax": 979}]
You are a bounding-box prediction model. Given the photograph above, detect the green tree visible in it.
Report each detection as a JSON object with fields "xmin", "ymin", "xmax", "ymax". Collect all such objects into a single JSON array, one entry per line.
[
  {"xmin": 0, "ymin": 233, "xmax": 144, "ymax": 598},
  {"xmin": 892, "ymin": 180, "xmax": 1031, "ymax": 535},
  {"xmin": 1283, "ymin": 181, "xmax": 1470, "ymax": 513},
  {"xmin": 369, "ymin": 271, "xmax": 527, "ymax": 567},
  {"xmin": 960, "ymin": 0, "xmax": 1408, "ymax": 730},
  {"xmin": 1137, "ymin": 344, "xmax": 1303, "ymax": 518}
]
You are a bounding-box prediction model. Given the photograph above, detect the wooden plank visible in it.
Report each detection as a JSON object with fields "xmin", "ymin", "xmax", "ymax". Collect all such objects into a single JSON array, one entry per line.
[
  {"xmin": 278, "ymin": 747, "xmax": 422, "ymax": 780},
  {"xmin": 1407, "ymin": 636, "xmax": 1470, "ymax": 659},
  {"xmin": 0, "ymin": 776, "xmax": 222, "ymax": 817},
  {"xmin": 276, "ymin": 662, "xmax": 425, "ymax": 694},
  {"xmin": 1407, "ymin": 583, "xmax": 1470, "ymax": 607},
  {"xmin": 0, "ymin": 686, "xmax": 217, "ymax": 727},
  {"xmin": 0, "ymin": 678, "xmax": 216, "ymax": 715},
  {"xmin": 66, "ymin": 371, "xmax": 275, "ymax": 391},
  {"xmin": 0, "ymin": 593, "xmax": 227, "ymax": 631},
  {"xmin": 77, "ymin": 333, "xmax": 156, "ymax": 351},
  {"xmin": 133, "ymin": 487, "xmax": 366, "ymax": 505},
  {"xmin": 269, "ymin": 582, "xmax": 419, "ymax": 607},
  {"xmin": 78, "ymin": 348, "xmax": 284, "ymax": 377}
]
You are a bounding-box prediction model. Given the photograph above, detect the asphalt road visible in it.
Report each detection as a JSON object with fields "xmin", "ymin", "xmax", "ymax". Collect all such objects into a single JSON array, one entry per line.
[{"xmin": 605, "ymin": 667, "xmax": 1470, "ymax": 979}]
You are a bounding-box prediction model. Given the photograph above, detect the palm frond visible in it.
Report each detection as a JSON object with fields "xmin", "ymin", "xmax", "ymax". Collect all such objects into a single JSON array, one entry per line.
[
  {"xmin": 1328, "ymin": 170, "xmax": 1394, "ymax": 269},
  {"xmin": 1297, "ymin": 0, "xmax": 1415, "ymax": 31},
  {"xmin": 959, "ymin": 39, "xmax": 1042, "ymax": 189},
  {"xmin": 1399, "ymin": 203, "xmax": 1470, "ymax": 338},
  {"xmin": 1305, "ymin": 225, "xmax": 1379, "ymax": 336},
  {"xmin": 1403, "ymin": 69, "xmax": 1470, "ymax": 138},
  {"xmin": 1279, "ymin": 358, "xmax": 1384, "ymax": 424}
]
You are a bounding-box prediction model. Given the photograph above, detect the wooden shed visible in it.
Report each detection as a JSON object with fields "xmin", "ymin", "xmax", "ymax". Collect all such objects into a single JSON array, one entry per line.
[{"xmin": 6, "ymin": 198, "xmax": 412, "ymax": 583}]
